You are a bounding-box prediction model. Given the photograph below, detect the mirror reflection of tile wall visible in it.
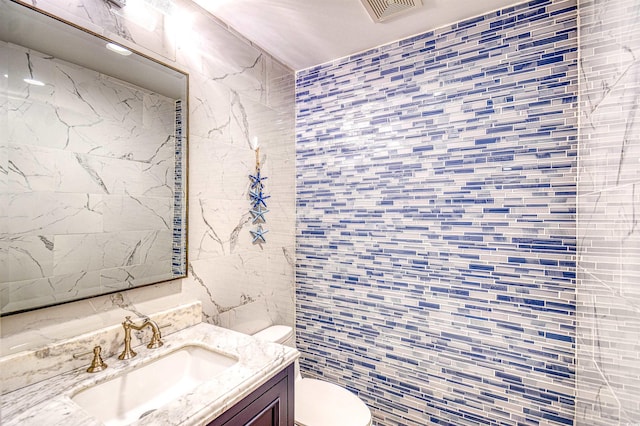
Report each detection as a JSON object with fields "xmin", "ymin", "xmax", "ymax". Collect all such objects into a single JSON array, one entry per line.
[{"xmin": 1, "ymin": 42, "xmax": 181, "ymax": 314}]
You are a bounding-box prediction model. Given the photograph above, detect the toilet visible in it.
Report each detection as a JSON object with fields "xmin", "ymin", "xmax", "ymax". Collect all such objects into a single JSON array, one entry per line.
[{"xmin": 253, "ymin": 325, "xmax": 372, "ymax": 426}]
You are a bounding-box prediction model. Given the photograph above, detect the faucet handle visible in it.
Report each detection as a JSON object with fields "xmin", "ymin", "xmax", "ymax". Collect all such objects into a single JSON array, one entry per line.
[
  {"xmin": 87, "ymin": 346, "xmax": 108, "ymax": 373},
  {"xmin": 74, "ymin": 345, "xmax": 108, "ymax": 373}
]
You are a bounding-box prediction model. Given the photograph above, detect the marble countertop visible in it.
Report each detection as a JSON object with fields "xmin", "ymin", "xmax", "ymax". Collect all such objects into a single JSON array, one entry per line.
[{"xmin": 1, "ymin": 323, "xmax": 299, "ymax": 426}]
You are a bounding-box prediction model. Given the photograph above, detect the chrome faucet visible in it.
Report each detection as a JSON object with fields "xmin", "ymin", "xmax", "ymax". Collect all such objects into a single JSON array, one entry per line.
[{"xmin": 118, "ymin": 316, "xmax": 163, "ymax": 360}]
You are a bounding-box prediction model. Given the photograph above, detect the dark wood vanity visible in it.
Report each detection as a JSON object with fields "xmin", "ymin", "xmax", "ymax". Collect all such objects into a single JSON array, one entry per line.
[{"xmin": 208, "ymin": 363, "xmax": 295, "ymax": 426}]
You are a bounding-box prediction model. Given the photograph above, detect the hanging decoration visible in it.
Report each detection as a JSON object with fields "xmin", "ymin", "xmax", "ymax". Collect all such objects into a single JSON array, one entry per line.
[{"xmin": 249, "ymin": 142, "xmax": 269, "ymax": 244}]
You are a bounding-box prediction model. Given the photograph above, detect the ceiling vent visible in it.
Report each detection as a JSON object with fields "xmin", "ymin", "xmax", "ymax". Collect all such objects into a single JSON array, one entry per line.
[{"xmin": 360, "ymin": 0, "xmax": 422, "ymax": 23}]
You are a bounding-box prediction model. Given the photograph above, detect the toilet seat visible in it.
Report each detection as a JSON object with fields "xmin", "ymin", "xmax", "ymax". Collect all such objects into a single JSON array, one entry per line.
[
  {"xmin": 251, "ymin": 325, "xmax": 372, "ymax": 426},
  {"xmin": 294, "ymin": 378, "xmax": 372, "ymax": 426}
]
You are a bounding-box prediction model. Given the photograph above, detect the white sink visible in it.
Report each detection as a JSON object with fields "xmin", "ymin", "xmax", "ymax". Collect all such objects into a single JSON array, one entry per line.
[{"xmin": 71, "ymin": 345, "xmax": 238, "ymax": 425}]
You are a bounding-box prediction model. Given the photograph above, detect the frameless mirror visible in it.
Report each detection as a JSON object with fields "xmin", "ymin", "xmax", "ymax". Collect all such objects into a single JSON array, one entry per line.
[{"xmin": 0, "ymin": 0, "xmax": 188, "ymax": 315}]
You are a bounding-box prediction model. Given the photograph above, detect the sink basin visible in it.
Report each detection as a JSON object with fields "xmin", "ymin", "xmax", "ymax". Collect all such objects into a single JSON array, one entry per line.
[{"xmin": 71, "ymin": 345, "xmax": 238, "ymax": 425}]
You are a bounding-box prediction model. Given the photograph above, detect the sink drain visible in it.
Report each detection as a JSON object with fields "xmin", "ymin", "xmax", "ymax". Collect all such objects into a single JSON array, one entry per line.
[{"xmin": 139, "ymin": 409, "xmax": 157, "ymax": 420}]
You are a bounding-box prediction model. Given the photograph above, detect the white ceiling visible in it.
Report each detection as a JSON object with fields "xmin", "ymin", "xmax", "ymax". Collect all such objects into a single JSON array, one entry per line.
[{"xmin": 193, "ymin": 0, "xmax": 522, "ymax": 70}]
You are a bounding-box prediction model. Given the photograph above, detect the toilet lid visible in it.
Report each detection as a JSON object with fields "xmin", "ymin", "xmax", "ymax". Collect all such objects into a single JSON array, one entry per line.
[
  {"xmin": 253, "ymin": 325, "xmax": 293, "ymax": 344},
  {"xmin": 295, "ymin": 378, "xmax": 372, "ymax": 426}
]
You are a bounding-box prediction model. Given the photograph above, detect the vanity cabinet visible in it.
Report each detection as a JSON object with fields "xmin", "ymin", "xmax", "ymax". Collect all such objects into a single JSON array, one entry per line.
[{"xmin": 208, "ymin": 363, "xmax": 294, "ymax": 426}]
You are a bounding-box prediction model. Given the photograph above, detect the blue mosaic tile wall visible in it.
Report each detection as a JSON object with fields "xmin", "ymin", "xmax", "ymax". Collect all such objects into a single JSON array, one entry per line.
[{"xmin": 295, "ymin": 0, "xmax": 578, "ymax": 424}]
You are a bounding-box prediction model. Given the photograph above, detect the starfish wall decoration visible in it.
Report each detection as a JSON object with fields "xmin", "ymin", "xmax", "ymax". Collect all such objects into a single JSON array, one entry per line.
[
  {"xmin": 249, "ymin": 170, "xmax": 267, "ymax": 189},
  {"xmin": 249, "ymin": 189, "xmax": 270, "ymax": 208},
  {"xmin": 251, "ymin": 206, "xmax": 269, "ymax": 223},
  {"xmin": 249, "ymin": 147, "xmax": 268, "ymax": 243},
  {"xmin": 250, "ymin": 226, "xmax": 268, "ymax": 244}
]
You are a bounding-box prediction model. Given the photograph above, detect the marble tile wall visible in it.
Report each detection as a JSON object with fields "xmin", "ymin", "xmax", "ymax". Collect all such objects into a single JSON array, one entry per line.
[
  {"xmin": 1, "ymin": 0, "xmax": 295, "ymax": 356},
  {"xmin": 2, "ymin": 42, "xmax": 178, "ymax": 314},
  {"xmin": 577, "ymin": 0, "xmax": 640, "ymax": 423},
  {"xmin": 296, "ymin": 0, "xmax": 578, "ymax": 424}
]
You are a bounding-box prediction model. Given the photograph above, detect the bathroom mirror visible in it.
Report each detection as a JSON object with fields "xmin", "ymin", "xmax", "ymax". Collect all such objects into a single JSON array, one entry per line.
[{"xmin": 0, "ymin": 0, "xmax": 188, "ymax": 315}]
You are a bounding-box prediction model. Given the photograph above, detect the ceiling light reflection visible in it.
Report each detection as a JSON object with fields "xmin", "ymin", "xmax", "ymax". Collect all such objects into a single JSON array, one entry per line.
[
  {"xmin": 106, "ymin": 42, "xmax": 133, "ymax": 56},
  {"xmin": 23, "ymin": 78, "xmax": 45, "ymax": 86}
]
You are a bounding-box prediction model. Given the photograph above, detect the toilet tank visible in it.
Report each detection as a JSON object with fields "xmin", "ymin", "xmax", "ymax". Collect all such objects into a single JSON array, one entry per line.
[
  {"xmin": 252, "ymin": 325, "xmax": 302, "ymax": 382},
  {"xmin": 253, "ymin": 325, "xmax": 295, "ymax": 348}
]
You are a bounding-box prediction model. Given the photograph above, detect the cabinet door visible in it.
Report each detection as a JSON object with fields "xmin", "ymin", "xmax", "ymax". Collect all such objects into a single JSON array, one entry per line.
[
  {"xmin": 241, "ymin": 385, "xmax": 282, "ymax": 426},
  {"xmin": 208, "ymin": 363, "xmax": 294, "ymax": 426}
]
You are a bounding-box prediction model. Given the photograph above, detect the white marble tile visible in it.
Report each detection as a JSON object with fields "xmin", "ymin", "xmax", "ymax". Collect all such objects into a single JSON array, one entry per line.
[
  {"xmin": 266, "ymin": 57, "xmax": 294, "ymax": 111},
  {"xmin": 230, "ymin": 91, "xmax": 282, "ymax": 149},
  {"xmin": 143, "ymin": 92, "xmax": 176, "ymax": 133},
  {"xmin": 7, "ymin": 144, "xmax": 173, "ymax": 196},
  {"xmin": 21, "ymin": 0, "xmax": 176, "ymax": 61},
  {"xmin": 6, "ymin": 45, "xmax": 57, "ymax": 101},
  {"xmin": 185, "ymin": 245, "xmax": 294, "ymax": 329},
  {"xmin": 113, "ymin": 0, "xmax": 176, "ymax": 61},
  {"xmin": 6, "ymin": 47, "xmax": 71, "ymax": 151},
  {"xmin": 256, "ymin": 246, "xmax": 295, "ymax": 328},
  {"xmin": 135, "ymin": 230, "xmax": 174, "ymax": 264},
  {"xmin": 3, "ymin": 192, "xmax": 103, "ymax": 235},
  {"xmin": 0, "ymin": 235, "xmax": 54, "ymax": 282},
  {"xmin": 576, "ymin": 287, "xmax": 640, "ymax": 423},
  {"xmin": 100, "ymin": 261, "xmax": 173, "ymax": 292},
  {"xmin": 55, "ymin": 63, "xmax": 136, "ymax": 120},
  {"xmin": 217, "ymin": 298, "xmax": 272, "ymax": 335},
  {"xmin": 66, "ymin": 114, "xmax": 171, "ymax": 162},
  {"xmin": 188, "ymin": 135, "xmax": 254, "ymax": 199},
  {"xmin": 188, "ymin": 72, "xmax": 232, "ymax": 140},
  {"xmin": 0, "ymin": 80, "xmax": 7, "ymax": 194},
  {"xmin": 185, "ymin": 256, "xmax": 258, "ymax": 325},
  {"xmin": 171, "ymin": 0, "xmax": 207, "ymax": 74},
  {"xmin": 0, "ymin": 271, "xmax": 102, "ymax": 315},
  {"xmin": 7, "ymin": 97, "xmax": 70, "ymax": 151},
  {"xmin": 8, "ymin": 144, "xmax": 64, "ymax": 192},
  {"xmin": 189, "ymin": 196, "xmax": 251, "ymax": 260},
  {"xmin": 52, "ymin": 230, "xmax": 172, "ymax": 276},
  {"xmin": 72, "ymin": 152, "xmax": 175, "ymax": 197},
  {"xmin": 578, "ymin": 0, "xmax": 640, "ymax": 423},
  {"xmin": 576, "ymin": 358, "xmax": 621, "ymax": 426},
  {"xmin": 102, "ymin": 194, "xmax": 172, "ymax": 232},
  {"xmin": 198, "ymin": 20, "xmax": 266, "ymax": 104}
]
